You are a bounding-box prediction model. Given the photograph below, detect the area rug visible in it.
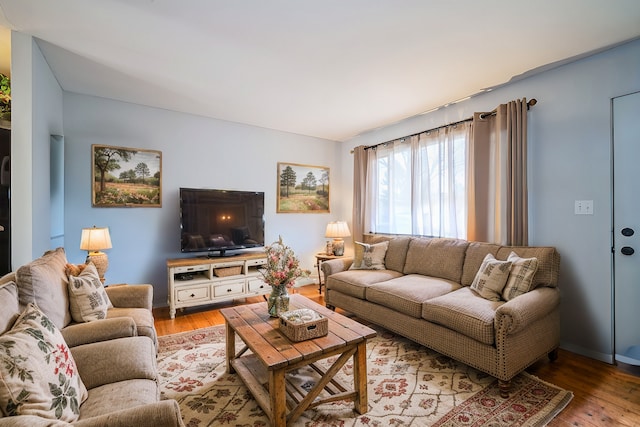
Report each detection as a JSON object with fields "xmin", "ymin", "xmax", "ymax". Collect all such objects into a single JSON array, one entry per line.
[{"xmin": 157, "ymin": 325, "xmax": 572, "ymax": 427}]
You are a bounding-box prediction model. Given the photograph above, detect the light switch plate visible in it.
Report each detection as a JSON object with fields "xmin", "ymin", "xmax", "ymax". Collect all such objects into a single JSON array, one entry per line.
[{"xmin": 575, "ymin": 200, "xmax": 594, "ymax": 215}]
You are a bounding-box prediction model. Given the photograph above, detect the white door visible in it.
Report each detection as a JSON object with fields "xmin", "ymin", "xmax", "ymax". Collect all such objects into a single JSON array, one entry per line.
[{"xmin": 613, "ymin": 91, "xmax": 640, "ymax": 366}]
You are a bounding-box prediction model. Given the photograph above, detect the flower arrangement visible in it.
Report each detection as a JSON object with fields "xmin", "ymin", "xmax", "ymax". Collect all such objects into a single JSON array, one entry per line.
[{"xmin": 261, "ymin": 236, "xmax": 309, "ymax": 289}]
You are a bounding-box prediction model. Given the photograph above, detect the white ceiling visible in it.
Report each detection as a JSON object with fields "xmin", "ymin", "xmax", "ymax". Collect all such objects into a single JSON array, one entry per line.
[{"xmin": 0, "ymin": 0, "xmax": 639, "ymax": 141}]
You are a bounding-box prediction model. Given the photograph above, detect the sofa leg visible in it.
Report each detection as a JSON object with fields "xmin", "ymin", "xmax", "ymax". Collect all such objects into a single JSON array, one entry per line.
[
  {"xmin": 548, "ymin": 348, "xmax": 559, "ymax": 361},
  {"xmin": 498, "ymin": 380, "xmax": 511, "ymax": 398},
  {"xmin": 325, "ymin": 304, "xmax": 335, "ymax": 311}
]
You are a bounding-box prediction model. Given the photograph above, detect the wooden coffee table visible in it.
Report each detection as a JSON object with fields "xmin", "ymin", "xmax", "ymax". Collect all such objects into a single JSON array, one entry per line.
[{"xmin": 220, "ymin": 294, "xmax": 376, "ymax": 427}]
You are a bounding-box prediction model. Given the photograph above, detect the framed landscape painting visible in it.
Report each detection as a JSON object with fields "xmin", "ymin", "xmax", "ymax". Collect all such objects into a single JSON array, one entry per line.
[
  {"xmin": 277, "ymin": 162, "xmax": 330, "ymax": 213},
  {"xmin": 92, "ymin": 144, "xmax": 162, "ymax": 207}
]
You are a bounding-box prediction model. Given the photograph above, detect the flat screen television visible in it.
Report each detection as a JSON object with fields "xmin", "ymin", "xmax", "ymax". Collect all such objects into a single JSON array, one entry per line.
[{"xmin": 180, "ymin": 188, "xmax": 265, "ymax": 256}]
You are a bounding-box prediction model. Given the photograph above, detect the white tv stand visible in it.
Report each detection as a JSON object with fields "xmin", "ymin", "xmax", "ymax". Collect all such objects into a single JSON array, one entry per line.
[{"xmin": 166, "ymin": 252, "xmax": 269, "ymax": 319}]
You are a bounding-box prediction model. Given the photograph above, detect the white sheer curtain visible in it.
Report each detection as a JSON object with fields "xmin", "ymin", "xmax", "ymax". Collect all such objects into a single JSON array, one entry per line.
[
  {"xmin": 368, "ymin": 121, "xmax": 471, "ymax": 238},
  {"xmin": 368, "ymin": 138, "xmax": 413, "ymax": 234}
]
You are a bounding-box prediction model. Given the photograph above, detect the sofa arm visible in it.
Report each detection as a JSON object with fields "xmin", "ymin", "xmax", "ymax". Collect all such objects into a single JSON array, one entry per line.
[
  {"xmin": 72, "ymin": 400, "xmax": 184, "ymax": 427},
  {"xmin": 106, "ymin": 284, "xmax": 153, "ymax": 311},
  {"xmin": 0, "ymin": 415, "xmax": 70, "ymax": 426},
  {"xmin": 62, "ymin": 317, "xmax": 137, "ymax": 347},
  {"xmin": 71, "ymin": 336, "xmax": 156, "ymax": 390},
  {"xmin": 495, "ymin": 287, "xmax": 560, "ymax": 335},
  {"xmin": 320, "ymin": 258, "xmax": 353, "ymax": 282}
]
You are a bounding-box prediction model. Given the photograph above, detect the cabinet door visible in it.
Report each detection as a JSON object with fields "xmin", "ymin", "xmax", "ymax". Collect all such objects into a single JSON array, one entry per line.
[
  {"xmin": 213, "ymin": 279, "xmax": 245, "ymax": 298},
  {"xmin": 248, "ymin": 278, "xmax": 269, "ymax": 293},
  {"xmin": 176, "ymin": 285, "xmax": 210, "ymax": 303}
]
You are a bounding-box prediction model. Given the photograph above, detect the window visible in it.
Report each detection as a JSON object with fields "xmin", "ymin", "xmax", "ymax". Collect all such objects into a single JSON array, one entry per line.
[{"xmin": 367, "ymin": 122, "xmax": 470, "ymax": 239}]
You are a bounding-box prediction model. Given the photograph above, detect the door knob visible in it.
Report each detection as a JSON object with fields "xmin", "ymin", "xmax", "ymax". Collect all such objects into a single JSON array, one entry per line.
[
  {"xmin": 621, "ymin": 246, "xmax": 635, "ymax": 256},
  {"xmin": 621, "ymin": 227, "xmax": 635, "ymax": 237}
]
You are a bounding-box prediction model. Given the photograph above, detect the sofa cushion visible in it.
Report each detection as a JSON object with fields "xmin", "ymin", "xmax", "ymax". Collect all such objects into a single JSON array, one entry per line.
[
  {"xmin": 460, "ymin": 242, "xmax": 501, "ymax": 286},
  {"xmin": 384, "ymin": 236, "xmax": 413, "ymax": 273},
  {"xmin": 0, "ymin": 281, "xmax": 20, "ymax": 335},
  {"xmin": 422, "ymin": 287, "xmax": 504, "ymax": 345},
  {"xmin": 402, "ymin": 238, "xmax": 429, "ymax": 274},
  {"xmin": 70, "ymin": 337, "xmax": 157, "ymax": 390},
  {"xmin": 403, "ymin": 238, "xmax": 469, "ymax": 282},
  {"xmin": 496, "ymin": 246, "xmax": 559, "ymax": 288},
  {"xmin": 470, "ymin": 254, "xmax": 512, "ymax": 301},
  {"xmin": 16, "ymin": 247, "xmax": 72, "ymax": 329},
  {"xmin": 350, "ymin": 241, "xmax": 389, "ymax": 270},
  {"xmin": 366, "ymin": 274, "xmax": 461, "ymax": 318},
  {"xmin": 502, "ymin": 251, "xmax": 539, "ymax": 301},
  {"xmin": 68, "ymin": 263, "xmax": 114, "ymax": 323},
  {"xmin": 0, "ymin": 303, "xmax": 88, "ymax": 421},
  {"xmin": 77, "ymin": 378, "xmax": 159, "ymax": 419},
  {"xmin": 325, "ymin": 269, "xmax": 404, "ymax": 300}
]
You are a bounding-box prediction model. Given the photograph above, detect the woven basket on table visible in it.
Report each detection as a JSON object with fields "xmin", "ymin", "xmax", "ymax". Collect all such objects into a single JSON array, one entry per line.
[{"xmin": 278, "ymin": 308, "xmax": 328, "ymax": 342}]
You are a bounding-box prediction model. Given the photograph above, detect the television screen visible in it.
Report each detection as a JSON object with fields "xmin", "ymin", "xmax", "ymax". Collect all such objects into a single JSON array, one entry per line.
[{"xmin": 180, "ymin": 188, "xmax": 265, "ymax": 255}]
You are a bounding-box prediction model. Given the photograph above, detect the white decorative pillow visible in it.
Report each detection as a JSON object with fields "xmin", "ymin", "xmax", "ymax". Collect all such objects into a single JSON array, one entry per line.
[
  {"xmin": 350, "ymin": 241, "xmax": 389, "ymax": 270},
  {"xmin": 502, "ymin": 251, "xmax": 539, "ymax": 301},
  {"xmin": 68, "ymin": 262, "xmax": 113, "ymax": 323},
  {"xmin": 470, "ymin": 254, "xmax": 512, "ymax": 301},
  {"xmin": 0, "ymin": 303, "xmax": 88, "ymax": 421}
]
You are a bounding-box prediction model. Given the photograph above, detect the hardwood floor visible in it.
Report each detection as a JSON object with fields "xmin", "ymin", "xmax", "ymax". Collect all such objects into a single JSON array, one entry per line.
[{"xmin": 153, "ymin": 284, "xmax": 640, "ymax": 426}]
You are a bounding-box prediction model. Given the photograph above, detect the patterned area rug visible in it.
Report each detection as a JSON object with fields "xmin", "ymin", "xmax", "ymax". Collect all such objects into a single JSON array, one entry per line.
[{"xmin": 158, "ymin": 325, "xmax": 572, "ymax": 427}]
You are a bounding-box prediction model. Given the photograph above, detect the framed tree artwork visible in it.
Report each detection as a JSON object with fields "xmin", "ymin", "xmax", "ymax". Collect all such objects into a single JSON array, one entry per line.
[
  {"xmin": 277, "ymin": 162, "xmax": 330, "ymax": 213},
  {"xmin": 92, "ymin": 144, "xmax": 162, "ymax": 207}
]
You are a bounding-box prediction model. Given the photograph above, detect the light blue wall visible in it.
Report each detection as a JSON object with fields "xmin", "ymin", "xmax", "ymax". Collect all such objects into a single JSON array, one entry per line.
[
  {"xmin": 11, "ymin": 33, "xmax": 64, "ymax": 266},
  {"xmin": 62, "ymin": 93, "xmax": 342, "ymax": 307},
  {"xmin": 342, "ymin": 39, "xmax": 640, "ymax": 362}
]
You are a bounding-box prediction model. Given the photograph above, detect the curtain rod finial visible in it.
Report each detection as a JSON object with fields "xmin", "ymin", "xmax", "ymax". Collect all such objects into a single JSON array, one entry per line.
[{"xmin": 528, "ymin": 98, "xmax": 537, "ymax": 107}]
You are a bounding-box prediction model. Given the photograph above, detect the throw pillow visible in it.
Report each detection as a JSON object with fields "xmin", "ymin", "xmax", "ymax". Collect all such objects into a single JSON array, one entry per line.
[
  {"xmin": 350, "ymin": 241, "xmax": 389, "ymax": 270},
  {"xmin": 68, "ymin": 262, "xmax": 113, "ymax": 323},
  {"xmin": 15, "ymin": 247, "xmax": 71, "ymax": 329},
  {"xmin": 470, "ymin": 254, "xmax": 512, "ymax": 301},
  {"xmin": 0, "ymin": 303, "xmax": 88, "ymax": 421},
  {"xmin": 0, "ymin": 281, "xmax": 20, "ymax": 335},
  {"xmin": 65, "ymin": 262, "xmax": 88, "ymax": 277},
  {"xmin": 502, "ymin": 251, "xmax": 539, "ymax": 301}
]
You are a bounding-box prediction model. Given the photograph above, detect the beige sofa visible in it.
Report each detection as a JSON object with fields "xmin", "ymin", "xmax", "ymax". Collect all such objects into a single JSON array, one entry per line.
[
  {"xmin": 0, "ymin": 247, "xmax": 158, "ymax": 349},
  {"xmin": 0, "ymin": 248, "xmax": 183, "ymax": 426},
  {"xmin": 323, "ymin": 236, "xmax": 560, "ymax": 396}
]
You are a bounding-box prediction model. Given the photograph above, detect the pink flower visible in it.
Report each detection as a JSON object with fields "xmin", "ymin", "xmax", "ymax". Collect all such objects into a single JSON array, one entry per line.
[{"xmin": 260, "ymin": 236, "xmax": 309, "ymax": 287}]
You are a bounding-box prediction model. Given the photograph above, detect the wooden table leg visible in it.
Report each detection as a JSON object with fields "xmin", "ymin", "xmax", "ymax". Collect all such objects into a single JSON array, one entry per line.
[
  {"xmin": 353, "ymin": 340, "xmax": 368, "ymax": 414},
  {"xmin": 225, "ymin": 321, "xmax": 236, "ymax": 374},
  {"xmin": 269, "ymin": 368, "xmax": 287, "ymax": 427},
  {"xmin": 316, "ymin": 259, "xmax": 323, "ymax": 294}
]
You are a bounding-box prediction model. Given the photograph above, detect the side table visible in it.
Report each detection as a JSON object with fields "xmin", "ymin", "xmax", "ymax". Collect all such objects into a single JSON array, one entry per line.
[{"xmin": 315, "ymin": 252, "xmax": 344, "ymax": 294}]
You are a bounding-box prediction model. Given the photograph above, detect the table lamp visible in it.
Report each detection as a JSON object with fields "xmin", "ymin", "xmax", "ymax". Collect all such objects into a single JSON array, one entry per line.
[
  {"xmin": 80, "ymin": 226, "xmax": 112, "ymax": 283},
  {"xmin": 325, "ymin": 221, "xmax": 350, "ymax": 256}
]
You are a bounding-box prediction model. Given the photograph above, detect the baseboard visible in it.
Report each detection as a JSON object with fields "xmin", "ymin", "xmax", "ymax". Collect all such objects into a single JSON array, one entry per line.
[{"xmin": 560, "ymin": 342, "xmax": 613, "ymax": 364}]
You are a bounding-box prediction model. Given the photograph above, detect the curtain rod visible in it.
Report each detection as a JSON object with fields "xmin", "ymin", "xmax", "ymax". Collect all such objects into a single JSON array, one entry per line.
[
  {"xmin": 363, "ymin": 117, "xmax": 472, "ymax": 151},
  {"xmin": 358, "ymin": 98, "xmax": 537, "ymax": 152}
]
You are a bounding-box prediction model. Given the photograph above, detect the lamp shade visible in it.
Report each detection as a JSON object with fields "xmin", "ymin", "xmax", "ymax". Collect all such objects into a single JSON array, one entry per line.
[
  {"xmin": 325, "ymin": 221, "xmax": 351, "ymax": 239},
  {"xmin": 80, "ymin": 226, "xmax": 112, "ymax": 283},
  {"xmin": 325, "ymin": 221, "xmax": 350, "ymax": 256},
  {"xmin": 79, "ymin": 227, "xmax": 112, "ymax": 252}
]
